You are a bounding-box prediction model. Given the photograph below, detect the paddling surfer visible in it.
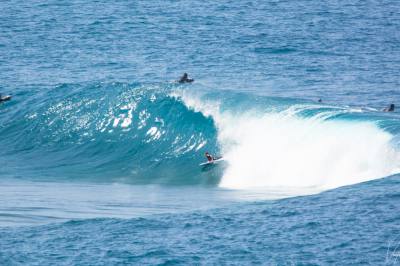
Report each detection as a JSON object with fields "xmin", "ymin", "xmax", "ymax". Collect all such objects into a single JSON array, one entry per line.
[
  {"xmin": 383, "ymin": 104, "xmax": 395, "ymax": 112},
  {"xmin": 178, "ymin": 73, "xmax": 194, "ymax": 83}
]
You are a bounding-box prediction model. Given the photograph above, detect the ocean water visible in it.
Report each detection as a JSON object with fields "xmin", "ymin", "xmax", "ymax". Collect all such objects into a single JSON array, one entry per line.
[{"xmin": 1, "ymin": 0, "xmax": 400, "ymax": 265}]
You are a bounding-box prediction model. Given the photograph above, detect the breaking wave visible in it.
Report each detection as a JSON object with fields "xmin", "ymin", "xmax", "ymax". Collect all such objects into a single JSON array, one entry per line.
[{"xmin": 1, "ymin": 82, "xmax": 400, "ymax": 191}]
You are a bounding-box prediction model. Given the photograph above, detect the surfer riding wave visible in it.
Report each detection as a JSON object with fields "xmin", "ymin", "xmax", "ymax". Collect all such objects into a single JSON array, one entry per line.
[{"xmin": 205, "ymin": 152, "xmax": 215, "ymax": 162}]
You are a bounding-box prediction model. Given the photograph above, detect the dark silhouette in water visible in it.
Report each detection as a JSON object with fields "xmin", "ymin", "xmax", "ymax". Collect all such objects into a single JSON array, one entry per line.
[
  {"xmin": 178, "ymin": 73, "xmax": 194, "ymax": 83},
  {"xmin": 318, "ymin": 98, "xmax": 322, "ymax": 103},
  {"xmin": 383, "ymin": 104, "xmax": 395, "ymax": 112},
  {"xmin": 0, "ymin": 93, "xmax": 11, "ymax": 103}
]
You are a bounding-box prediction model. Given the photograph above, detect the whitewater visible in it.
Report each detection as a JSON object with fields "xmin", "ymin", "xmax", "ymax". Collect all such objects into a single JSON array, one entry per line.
[{"xmin": 174, "ymin": 89, "xmax": 400, "ymax": 190}]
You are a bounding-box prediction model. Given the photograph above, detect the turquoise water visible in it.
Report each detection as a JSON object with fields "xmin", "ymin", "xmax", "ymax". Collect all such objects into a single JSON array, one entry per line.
[{"xmin": 1, "ymin": 0, "xmax": 400, "ymax": 264}]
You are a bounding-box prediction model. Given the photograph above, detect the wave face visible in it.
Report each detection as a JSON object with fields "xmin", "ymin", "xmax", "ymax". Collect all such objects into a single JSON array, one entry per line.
[
  {"xmin": 0, "ymin": 83, "xmax": 220, "ymax": 185},
  {"xmin": 1, "ymin": 82, "xmax": 400, "ymax": 190}
]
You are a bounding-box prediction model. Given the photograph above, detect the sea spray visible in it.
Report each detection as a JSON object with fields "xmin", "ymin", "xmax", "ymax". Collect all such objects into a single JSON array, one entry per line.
[{"xmin": 174, "ymin": 89, "xmax": 400, "ymax": 190}]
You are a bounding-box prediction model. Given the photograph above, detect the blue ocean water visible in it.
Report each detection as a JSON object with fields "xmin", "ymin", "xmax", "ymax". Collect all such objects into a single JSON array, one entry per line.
[{"xmin": 1, "ymin": 0, "xmax": 400, "ymax": 264}]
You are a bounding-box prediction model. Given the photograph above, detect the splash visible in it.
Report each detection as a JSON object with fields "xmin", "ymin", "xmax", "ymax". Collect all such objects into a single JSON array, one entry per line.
[{"xmin": 174, "ymin": 90, "xmax": 400, "ymax": 190}]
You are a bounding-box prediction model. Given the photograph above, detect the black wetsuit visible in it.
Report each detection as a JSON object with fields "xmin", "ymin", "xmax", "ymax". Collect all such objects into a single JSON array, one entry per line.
[{"xmin": 179, "ymin": 76, "xmax": 194, "ymax": 83}]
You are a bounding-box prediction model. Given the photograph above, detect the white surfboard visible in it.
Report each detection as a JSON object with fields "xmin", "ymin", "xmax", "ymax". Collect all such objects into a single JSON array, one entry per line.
[{"xmin": 199, "ymin": 157, "xmax": 224, "ymax": 166}]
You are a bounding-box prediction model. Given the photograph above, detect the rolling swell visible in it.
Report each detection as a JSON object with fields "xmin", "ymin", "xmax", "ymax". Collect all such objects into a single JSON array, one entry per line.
[{"xmin": 0, "ymin": 82, "xmax": 220, "ymax": 184}]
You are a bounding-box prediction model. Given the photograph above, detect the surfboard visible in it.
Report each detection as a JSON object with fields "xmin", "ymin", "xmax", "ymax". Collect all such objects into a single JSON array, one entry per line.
[{"xmin": 199, "ymin": 157, "xmax": 224, "ymax": 166}]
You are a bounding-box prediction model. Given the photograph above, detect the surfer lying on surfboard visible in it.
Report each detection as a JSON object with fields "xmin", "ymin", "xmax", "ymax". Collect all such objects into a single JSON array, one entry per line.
[
  {"xmin": 178, "ymin": 73, "xmax": 194, "ymax": 83},
  {"xmin": 0, "ymin": 93, "xmax": 11, "ymax": 103}
]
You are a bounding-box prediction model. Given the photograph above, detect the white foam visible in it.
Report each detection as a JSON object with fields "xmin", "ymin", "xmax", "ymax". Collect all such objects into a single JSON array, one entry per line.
[{"xmin": 173, "ymin": 90, "xmax": 400, "ymax": 191}]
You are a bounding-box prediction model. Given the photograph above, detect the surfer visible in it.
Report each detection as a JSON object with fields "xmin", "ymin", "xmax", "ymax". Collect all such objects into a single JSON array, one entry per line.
[
  {"xmin": 0, "ymin": 93, "xmax": 11, "ymax": 103},
  {"xmin": 178, "ymin": 73, "xmax": 194, "ymax": 83},
  {"xmin": 383, "ymin": 104, "xmax": 395, "ymax": 112},
  {"xmin": 200, "ymin": 152, "xmax": 223, "ymax": 167},
  {"xmin": 205, "ymin": 152, "xmax": 214, "ymax": 162}
]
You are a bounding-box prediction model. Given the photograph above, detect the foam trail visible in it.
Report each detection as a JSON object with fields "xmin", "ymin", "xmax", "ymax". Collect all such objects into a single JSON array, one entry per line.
[{"xmin": 174, "ymin": 90, "xmax": 400, "ymax": 190}]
